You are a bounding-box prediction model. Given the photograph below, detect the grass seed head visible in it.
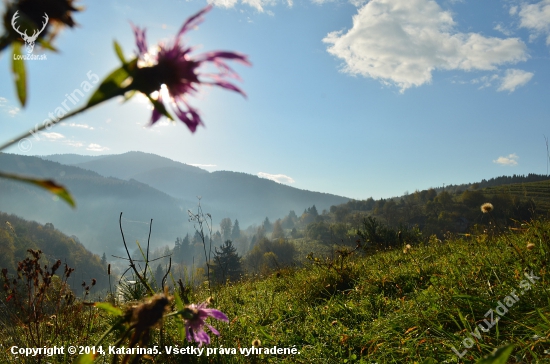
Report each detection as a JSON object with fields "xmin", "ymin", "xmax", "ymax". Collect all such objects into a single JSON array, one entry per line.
[{"xmin": 481, "ymin": 203, "xmax": 494, "ymax": 213}]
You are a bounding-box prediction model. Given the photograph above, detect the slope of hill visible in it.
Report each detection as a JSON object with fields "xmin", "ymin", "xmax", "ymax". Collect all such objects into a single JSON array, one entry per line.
[
  {"xmin": 41, "ymin": 154, "xmax": 107, "ymax": 165},
  {"xmin": 71, "ymin": 151, "xmax": 208, "ymax": 180},
  {"xmin": 0, "ymin": 211, "xmax": 107, "ymax": 291}
]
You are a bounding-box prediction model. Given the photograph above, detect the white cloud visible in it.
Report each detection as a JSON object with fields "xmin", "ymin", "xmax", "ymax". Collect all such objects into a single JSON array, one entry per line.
[
  {"xmin": 323, "ymin": 0, "xmax": 528, "ymax": 92},
  {"xmin": 258, "ymin": 172, "xmax": 295, "ymax": 184},
  {"xmin": 86, "ymin": 143, "xmax": 110, "ymax": 152},
  {"xmin": 67, "ymin": 141, "xmax": 84, "ymax": 148},
  {"xmin": 208, "ymin": 0, "xmax": 289, "ymax": 12},
  {"xmin": 493, "ymin": 153, "xmax": 519, "ymax": 166},
  {"xmin": 517, "ymin": 0, "xmax": 550, "ymax": 45},
  {"xmin": 208, "ymin": 0, "xmax": 239, "ymax": 9},
  {"xmin": 494, "ymin": 23, "xmax": 512, "ymax": 36},
  {"xmin": 63, "ymin": 123, "xmax": 94, "ymax": 130},
  {"xmin": 471, "ymin": 74, "xmax": 499, "ymax": 89},
  {"xmin": 42, "ymin": 132, "xmax": 65, "ymax": 140},
  {"xmin": 311, "ymin": 0, "xmax": 336, "ymax": 4},
  {"xmin": 0, "ymin": 97, "xmax": 20, "ymax": 117},
  {"xmin": 497, "ymin": 69, "xmax": 534, "ymax": 92},
  {"xmin": 7, "ymin": 107, "xmax": 20, "ymax": 116}
]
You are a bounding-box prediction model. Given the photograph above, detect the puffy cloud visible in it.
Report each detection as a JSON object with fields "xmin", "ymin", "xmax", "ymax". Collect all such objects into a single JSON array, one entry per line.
[
  {"xmin": 258, "ymin": 172, "xmax": 295, "ymax": 184},
  {"xmin": 497, "ymin": 69, "xmax": 534, "ymax": 92},
  {"xmin": 323, "ymin": 0, "xmax": 528, "ymax": 92},
  {"xmin": 517, "ymin": 0, "xmax": 550, "ymax": 45},
  {"xmin": 493, "ymin": 153, "xmax": 519, "ymax": 166},
  {"xmin": 86, "ymin": 143, "xmax": 110, "ymax": 152},
  {"xmin": 208, "ymin": 0, "xmax": 239, "ymax": 8}
]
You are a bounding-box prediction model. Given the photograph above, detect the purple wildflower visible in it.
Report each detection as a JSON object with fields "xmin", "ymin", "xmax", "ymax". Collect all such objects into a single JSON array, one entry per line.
[
  {"xmin": 184, "ymin": 301, "xmax": 229, "ymax": 347},
  {"xmin": 130, "ymin": 5, "xmax": 250, "ymax": 132}
]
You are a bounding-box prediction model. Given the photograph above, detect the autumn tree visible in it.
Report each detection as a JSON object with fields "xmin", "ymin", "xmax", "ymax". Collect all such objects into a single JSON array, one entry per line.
[{"xmin": 271, "ymin": 219, "xmax": 285, "ymax": 239}]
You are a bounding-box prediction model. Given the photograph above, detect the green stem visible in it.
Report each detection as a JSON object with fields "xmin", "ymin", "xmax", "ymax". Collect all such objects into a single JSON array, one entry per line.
[{"xmin": 0, "ymin": 103, "xmax": 92, "ymax": 151}]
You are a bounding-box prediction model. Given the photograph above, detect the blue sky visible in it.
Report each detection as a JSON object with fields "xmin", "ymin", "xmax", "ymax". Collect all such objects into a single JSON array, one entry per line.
[{"xmin": 1, "ymin": 0, "xmax": 549, "ymax": 200}]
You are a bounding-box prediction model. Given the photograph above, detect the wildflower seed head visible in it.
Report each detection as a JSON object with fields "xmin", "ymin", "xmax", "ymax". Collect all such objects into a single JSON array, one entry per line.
[
  {"xmin": 252, "ymin": 339, "xmax": 261, "ymax": 347},
  {"xmin": 131, "ymin": 292, "xmax": 172, "ymax": 331},
  {"xmin": 481, "ymin": 203, "xmax": 494, "ymax": 213}
]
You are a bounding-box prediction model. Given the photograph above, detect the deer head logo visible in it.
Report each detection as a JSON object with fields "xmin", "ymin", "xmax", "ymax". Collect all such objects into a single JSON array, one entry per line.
[{"xmin": 11, "ymin": 11, "xmax": 49, "ymax": 54}]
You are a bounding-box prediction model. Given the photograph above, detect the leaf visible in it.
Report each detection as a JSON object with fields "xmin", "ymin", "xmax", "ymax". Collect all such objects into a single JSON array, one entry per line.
[
  {"xmin": 114, "ymin": 41, "xmax": 126, "ymax": 64},
  {"xmin": 147, "ymin": 95, "xmax": 174, "ymax": 121},
  {"xmin": 37, "ymin": 38, "xmax": 57, "ymax": 52},
  {"xmin": 94, "ymin": 302, "xmax": 123, "ymax": 316},
  {"xmin": 73, "ymin": 353, "xmax": 96, "ymax": 364},
  {"xmin": 452, "ymin": 295, "xmax": 491, "ymax": 305},
  {"xmin": 258, "ymin": 326, "xmax": 274, "ymax": 341},
  {"xmin": 421, "ymin": 358, "xmax": 437, "ymax": 364},
  {"xmin": 0, "ymin": 171, "xmax": 75, "ymax": 208},
  {"xmin": 11, "ymin": 42, "xmax": 26, "ymax": 107},
  {"xmin": 475, "ymin": 344, "xmax": 514, "ymax": 364},
  {"xmin": 170, "ymin": 273, "xmax": 186, "ymax": 341},
  {"xmin": 86, "ymin": 64, "xmax": 133, "ymax": 108}
]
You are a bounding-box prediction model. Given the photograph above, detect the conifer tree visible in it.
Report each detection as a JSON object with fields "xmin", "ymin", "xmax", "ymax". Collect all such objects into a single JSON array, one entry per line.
[
  {"xmin": 231, "ymin": 219, "xmax": 241, "ymax": 239},
  {"xmin": 211, "ymin": 240, "xmax": 242, "ymax": 283}
]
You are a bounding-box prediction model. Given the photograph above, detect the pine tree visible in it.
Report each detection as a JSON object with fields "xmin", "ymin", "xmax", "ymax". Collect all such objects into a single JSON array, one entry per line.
[
  {"xmin": 211, "ymin": 240, "xmax": 242, "ymax": 283},
  {"xmin": 263, "ymin": 217, "xmax": 273, "ymax": 232},
  {"xmin": 231, "ymin": 219, "xmax": 241, "ymax": 239}
]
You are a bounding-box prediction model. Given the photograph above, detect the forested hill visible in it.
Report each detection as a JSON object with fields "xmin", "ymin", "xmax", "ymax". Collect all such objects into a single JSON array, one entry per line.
[
  {"xmin": 429, "ymin": 173, "xmax": 550, "ymax": 194},
  {"xmin": 0, "ymin": 211, "xmax": 107, "ymax": 291},
  {"xmin": 323, "ymin": 176, "xmax": 550, "ymax": 239}
]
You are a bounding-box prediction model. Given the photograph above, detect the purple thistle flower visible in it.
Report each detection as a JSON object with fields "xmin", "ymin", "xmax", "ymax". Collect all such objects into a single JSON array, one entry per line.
[
  {"xmin": 130, "ymin": 5, "xmax": 250, "ymax": 132},
  {"xmin": 184, "ymin": 301, "xmax": 229, "ymax": 347}
]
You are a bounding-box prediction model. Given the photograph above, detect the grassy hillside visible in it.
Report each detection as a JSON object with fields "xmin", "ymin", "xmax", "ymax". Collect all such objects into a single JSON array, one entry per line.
[
  {"xmin": 1, "ymin": 217, "xmax": 549, "ymax": 363},
  {"xmin": 483, "ymin": 179, "xmax": 550, "ymax": 217}
]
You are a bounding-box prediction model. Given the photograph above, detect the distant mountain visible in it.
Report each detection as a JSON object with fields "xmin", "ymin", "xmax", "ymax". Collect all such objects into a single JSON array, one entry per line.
[
  {"xmin": 70, "ymin": 151, "xmax": 208, "ymax": 180},
  {"xmin": 1, "ymin": 152, "xmax": 349, "ymax": 257},
  {"xmin": 41, "ymin": 153, "xmax": 107, "ymax": 165},
  {"xmin": 46, "ymin": 151, "xmax": 350, "ymax": 225}
]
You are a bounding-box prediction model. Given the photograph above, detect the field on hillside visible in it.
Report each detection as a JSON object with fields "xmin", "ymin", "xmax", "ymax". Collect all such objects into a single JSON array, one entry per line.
[
  {"xmin": 1, "ymin": 215, "xmax": 550, "ymax": 363},
  {"xmin": 483, "ymin": 180, "xmax": 550, "ymax": 217}
]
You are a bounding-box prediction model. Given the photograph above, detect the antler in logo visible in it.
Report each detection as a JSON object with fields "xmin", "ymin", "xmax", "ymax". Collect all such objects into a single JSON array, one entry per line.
[{"xmin": 11, "ymin": 11, "xmax": 49, "ymax": 53}]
